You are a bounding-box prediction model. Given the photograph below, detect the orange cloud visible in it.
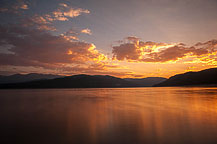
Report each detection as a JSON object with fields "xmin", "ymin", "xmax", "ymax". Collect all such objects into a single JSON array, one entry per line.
[
  {"xmin": 112, "ymin": 37, "xmax": 217, "ymax": 64},
  {"xmin": 52, "ymin": 4, "xmax": 90, "ymax": 21},
  {"xmin": 60, "ymin": 28, "xmax": 92, "ymax": 41},
  {"xmin": 63, "ymin": 8, "xmax": 89, "ymax": 18},
  {"xmin": 0, "ymin": 0, "xmax": 29, "ymax": 14},
  {"xmin": 0, "ymin": 24, "xmax": 106, "ymax": 71},
  {"xmin": 81, "ymin": 28, "xmax": 92, "ymax": 35},
  {"xmin": 0, "ymin": 2, "xmax": 143, "ymax": 78},
  {"xmin": 0, "ymin": 24, "xmax": 138, "ymax": 77},
  {"xmin": 22, "ymin": 15, "xmax": 57, "ymax": 31},
  {"xmin": 21, "ymin": 3, "xmax": 90, "ymax": 31}
]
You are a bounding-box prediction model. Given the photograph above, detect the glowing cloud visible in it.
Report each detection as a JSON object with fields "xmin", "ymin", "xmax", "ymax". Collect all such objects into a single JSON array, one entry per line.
[
  {"xmin": 81, "ymin": 28, "xmax": 92, "ymax": 35},
  {"xmin": 0, "ymin": 24, "xmax": 106, "ymax": 73},
  {"xmin": 112, "ymin": 37, "xmax": 217, "ymax": 64},
  {"xmin": 51, "ymin": 4, "xmax": 90, "ymax": 21}
]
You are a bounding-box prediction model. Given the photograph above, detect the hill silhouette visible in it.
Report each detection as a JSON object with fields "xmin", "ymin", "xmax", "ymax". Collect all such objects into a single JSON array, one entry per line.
[
  {"xmin": 0, "ymin": 73, "xmax": 61, "ymax": 84},
  {"xmin": 155, "ymin": 68, "xmax": 217, "ymax": 87},
  {"xmin": 0, "ymin": 74, "xmax": 166, "ymax": 89}
]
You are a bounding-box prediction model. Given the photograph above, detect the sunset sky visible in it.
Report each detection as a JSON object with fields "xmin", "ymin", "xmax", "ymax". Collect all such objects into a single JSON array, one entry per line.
[{"xmin": 0, "ymin": 0, "xmax": 217, "ymax": 78}]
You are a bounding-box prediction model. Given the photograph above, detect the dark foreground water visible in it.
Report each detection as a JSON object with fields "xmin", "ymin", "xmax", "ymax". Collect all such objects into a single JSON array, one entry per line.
[{"xmin": 1, "ymin": 87, "xmax": 217, "ymax": 144}]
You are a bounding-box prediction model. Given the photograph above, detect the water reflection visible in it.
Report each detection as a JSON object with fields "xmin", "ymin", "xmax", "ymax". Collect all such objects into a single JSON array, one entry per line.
[{"xmin": 1, "ymin": 87, "xmax": 217, "ymax": 144}]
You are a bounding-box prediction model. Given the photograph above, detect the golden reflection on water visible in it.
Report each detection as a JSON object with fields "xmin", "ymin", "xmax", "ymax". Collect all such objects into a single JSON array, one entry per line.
[{"xmin": 1, "ymin": 87, "xmax": 217, "ymax": 144}]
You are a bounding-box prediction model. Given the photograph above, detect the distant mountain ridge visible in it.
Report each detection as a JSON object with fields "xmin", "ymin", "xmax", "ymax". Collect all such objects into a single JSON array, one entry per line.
[
  {"xmin": 1, "ymin": 67, "xmax": 217, "ymax": 88},
  {"xmin": 0, "ymin": 74, "xmax": 166, "ymax": 89},
  {"xmin": 154, "ymin": 68, "xmax": 217, "ymax": 87},
  {"xmin": 0, "ymin": 73, "xmax": 61, "ymax": 84},
  {"xmin": 124, "ymin": 77, "xmax": 167, "ymax": 86}
]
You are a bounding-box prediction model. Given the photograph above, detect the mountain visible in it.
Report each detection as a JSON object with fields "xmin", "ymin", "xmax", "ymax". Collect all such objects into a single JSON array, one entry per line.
[
  {"xmin": 124, "ymin": 77, "xmax": 167, "ymax": 86},
  {"xmin": 0, "ymin": 74, "xmax": 167, "ymax": 89},
  {"xmin": 0, "ymin": 73, "xmax": 61, "ymax": 84},
  {"xmin": 154, "ymin": 68, "xmax": 217, "ymax": 87},
  {"xmin": 0, "ymin": 74, "xmax": 131, "ymax": 88}
]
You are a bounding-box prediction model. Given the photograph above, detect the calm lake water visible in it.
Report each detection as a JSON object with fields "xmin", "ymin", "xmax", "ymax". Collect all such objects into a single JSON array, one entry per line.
[{"xmin": 1, "ymin": 87, "xmax": 217, "ymax": 144}]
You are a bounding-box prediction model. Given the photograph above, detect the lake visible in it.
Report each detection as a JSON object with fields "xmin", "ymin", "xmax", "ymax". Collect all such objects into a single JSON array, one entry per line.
[{"xmin": 1, "ymin": 87, "xmax": 217, "ymax": 144}]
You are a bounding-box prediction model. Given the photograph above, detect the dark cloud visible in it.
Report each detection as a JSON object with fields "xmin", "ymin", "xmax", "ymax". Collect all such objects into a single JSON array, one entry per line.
[
  {"xmin": 112, "ymin": 43, "xmax": 141, "ymax": 60},
  {"xmin": 0, "ymin": 24, "xmax": 106, "ymax": 72}
]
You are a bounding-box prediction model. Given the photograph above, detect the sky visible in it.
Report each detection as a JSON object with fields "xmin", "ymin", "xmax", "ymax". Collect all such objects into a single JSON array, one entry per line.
[{"xmin": 0, "ymin": 0, "xmax": 217, "ymax": 78}]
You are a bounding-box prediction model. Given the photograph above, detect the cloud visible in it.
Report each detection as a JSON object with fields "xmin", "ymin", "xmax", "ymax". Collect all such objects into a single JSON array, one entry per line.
[
  {"xmin": 0, "ymin": 2, "xmax": 138, "ymax": 77},
  {"xmin": 60, "ymin": 28, "xmax": 81, "ymax": 41},
  {"xmin": 60, "ymin": 28, "xmax": 92, "ymax": 41},
  {"xmin": 81, "ymin": 28, "xmax": 92, "ymax": 35},
  {"xmin": 22, "ymin": 15, "xmax": 56, "ymax": 31},
  {"xmin": 112, "ymin": 37, "xmax": 217, "ymax": 64},
  {"xmin": 14, "ymin": 0, "xmax": 28, "ymax": 10},
  {"xmin": 20, "ymin": 3, "xmax": 90, "ymax": 31},
  {"xmin": 142, "ymin": 45, "xmax": 209, "ymax": 62},
  {"xmin": 0, "ymin": 0, "xmax": 29, "ymax": 14},
  {"xmin": 65, "ymin": 28, "xmax": 79, "ymax": 36},
  {"xmin": 63, "ymin": 8, "xmax": 89, "ymax": 18},
  {"xmin": 0, "ymin": 1, "xmax": 89, "ymax": 20},
  {"xmin": 125, "ymin": 36, "xmax": 140, "ymax": 43},
  {"xmin": 0, "ymin": 25, "xmax": 143, "ymax": 78},
  {"xmin": 59, "ymin": 3, "xmax": 68, "ymax": 8},
  {"xmin": 51, "ymin": 3, "xmax": 90, "ymax": 21},
  {"xmin": 113, "ymin": 43, "xmax": 141, "ymax": 60},
  {"xmin": 0, "ymin": 24, "xmax": 107, "ymax": 73}
]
